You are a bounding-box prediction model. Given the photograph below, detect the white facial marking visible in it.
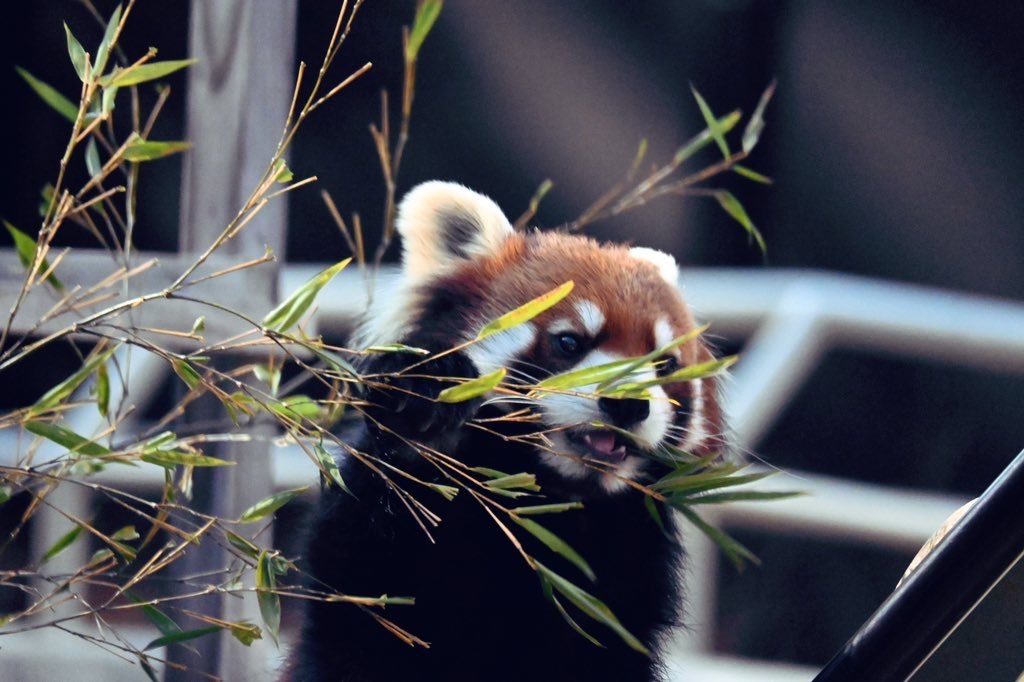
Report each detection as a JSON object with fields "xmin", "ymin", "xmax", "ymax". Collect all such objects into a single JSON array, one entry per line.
[
  {"xmin": 574, "ymin": 300, "xmax": 605, "ymax": 337},
  {"xmin": 681, "ymin": 378, "xmax": 708, "ymax": 452},
  {"xmin": 465, "ymin": 323, "xmax": 537, "ymax": 375},
  {"xmin": 654, "ymin": 316, "xmax": 675, "ymax": 350}
]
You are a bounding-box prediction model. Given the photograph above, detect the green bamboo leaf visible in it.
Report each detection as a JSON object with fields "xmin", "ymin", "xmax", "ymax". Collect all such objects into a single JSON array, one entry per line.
[
  {"xmin": 690, "ymin": 85, "xmax": 730, "ymax": 159},
  {"xmin": 477, "ymin": 281, "xmax": 573, "ymax": 340},
  {"xmin": 4, "ymin": 220, "xmax": 63, "ymax": 291},
  {"xmin": 672, "ymin": 110, "xmax": 741, "ymax": 165},
  {"xmin": 100, "ymin": 58, "xmax": 196, "ymax": 88},
  {"xmin": 512, "ymin": 516, "xmax": 595, "ymax": 582},
  {"xmin": 256, "ymin": 551, "xmax": 281, "ymax": 645},
  {"xmin": 714, "ymin": 191, "xmax": 766, "ymax": 253},
  {"xmin": 42, "ymin": 524, "xmax": 83, "ymax": 563},
  {"xmin": 140, "ymin": 450, "xmax": 233, "ymax": 469},
  {"xmin": 123, "ymin": 136, "xmax": 191, "ymax": 162},
  {"xmin": 253, "ymin": 364, "xmax": 281, "ymax": 396},
  {"xmin": 128, "ymin": 593, "xmax": 181, "ymax": 637},
  {"xmin": 144, "ymin": 626, "xmax": 221, "ymax": 651},
  {"xmin": 732, "ymin": 164, "xmax": 773, "ymax": 185},
  {"xmin": 686, "ymin": 489, "xmax": 803, "ymax": 505},
  {"xmin": 535, "ymin": 563, "xmax": 649, "ymax": 654},
  {"xmin": 94, "ymin": 5, "xmax": 123, "ymax": 76},
  {"xmin": 225, "ymin": 530, "xmax": 260, "ymax": 559},
  {"xmin": 362, "ymin": 343, "xmax": 431, "ymax": 355},
  {"xmin": 95, "ymin": 360, "xmax": 110, "ymax": 417},
  {"xmin": 25, "ymin": 420, "xmax": 110, "ymax": 457},
  {"xmin": 675, "ymin": 506, "xmax": 759, "ymax": 571},
  {"xmin": 64, "ymin": 23, "xmax": 88, "ymax": 81},
  {"xmin": 437, "ymin": 368, "xmax": 506, "ymax": 403},
  {"xmin": 272, "ymin": 158, "xmax": 293, "ymax": 184},
  {"xmin": 313, "ymin": 444, "xmax": 354, "ymax": 497},
  {"xmin": 483, "ymin": 472, "xmax": 539, "ymax": 492},
  {"xmin": 30, "ymin": 346, "xmax": 117, "ymax": 416},
  {"xmin": 16, "ymin": 67, "xmax": 78, "ymax": 123},
  {"xmin": 269, "ymin": 395, "xmax": 324, "ymax": 422},
  {"xmin": 111, "ymin": 525, "xmax": 139, "ymax": 542},
  {"xmin": 171, "ymin": 358, "xmax": 202, "ymax": 391},
  {"xmin": 509, "ymin": 502, "xmax": 584, "ymax": 516},
  {"xmin": 539, "ymin": 573, "xmax": 604, "ymax": 648},
  {"xmin": 536, "ymin": 358, "xmax": 641, "ymax": 392},
  {"xmin": 239, "ymin": 487, "xmax": 308, "ymax": 523},
  {"xmin": 405, "ymin": 0, "xmax": 443, "ymax": 62},
  {"xmin": 742, "ymin": 79, "xmax": 776, "ymax": 154},
  {"xmin": 263, "ymin": 258, "xmax": 351, "ymax": 333},
  {"xmin": 228, "ymin": 620, "xmax": 263, "ymax": 646},
  {"xmin": 85, "ymin": 138, "xmax": 102, "ymax": 178},
  {"xmin": 603, "ymin": 356, "xmax": 738, "ymax": 397}
]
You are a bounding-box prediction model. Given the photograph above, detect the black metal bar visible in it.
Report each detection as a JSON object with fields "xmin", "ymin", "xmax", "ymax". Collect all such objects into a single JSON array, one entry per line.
[{"xmin": 813, "ymin": 448, "xmax": 1024, "ymax": 682}]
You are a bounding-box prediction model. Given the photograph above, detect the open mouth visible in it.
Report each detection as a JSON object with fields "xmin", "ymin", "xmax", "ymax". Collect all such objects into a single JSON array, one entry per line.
[{"xmin": 566, "ymin": 428, "xmax": 631, "ymax": 462}]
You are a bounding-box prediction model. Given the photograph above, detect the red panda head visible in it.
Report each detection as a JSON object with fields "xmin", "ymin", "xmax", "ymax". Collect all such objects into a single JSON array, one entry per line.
[{"xmin": 360, "ymin": 181, "xmax": 726, "ymax": 494}]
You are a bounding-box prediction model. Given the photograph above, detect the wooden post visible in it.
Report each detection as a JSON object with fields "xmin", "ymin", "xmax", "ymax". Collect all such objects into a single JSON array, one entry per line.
[{"xmin": 166, "ymin": 2, "xmax": 297, "ymax": 680}]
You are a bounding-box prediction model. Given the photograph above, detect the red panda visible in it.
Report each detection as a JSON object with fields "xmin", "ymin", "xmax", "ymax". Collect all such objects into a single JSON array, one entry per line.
[{"xmin": 287, "ymin": 181, "xmax": 726, "ymax": 681}]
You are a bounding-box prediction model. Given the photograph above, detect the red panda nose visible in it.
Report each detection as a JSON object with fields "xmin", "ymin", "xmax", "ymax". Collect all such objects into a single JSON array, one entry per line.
[{"xmin": 598, "ymin": 397, "xmax": 650, "ymax": 428}]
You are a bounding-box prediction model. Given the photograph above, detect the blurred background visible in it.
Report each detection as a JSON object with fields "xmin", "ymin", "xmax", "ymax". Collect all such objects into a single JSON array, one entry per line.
[{"xmin": 2, "ymin": 1, "xmax": 1023, "ymax": 679}]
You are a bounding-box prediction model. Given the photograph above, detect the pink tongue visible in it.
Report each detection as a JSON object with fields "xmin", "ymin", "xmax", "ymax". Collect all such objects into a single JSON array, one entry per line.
[{"xmin": 584, "ymin": 431, "xmax": 617, "ymax": 455}]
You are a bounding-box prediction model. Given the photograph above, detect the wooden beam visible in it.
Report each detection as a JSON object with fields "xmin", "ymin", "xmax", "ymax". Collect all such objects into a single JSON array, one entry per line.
[{"xmin": 167, "ymin": 3, "xmax": 297, "ymax": 681}]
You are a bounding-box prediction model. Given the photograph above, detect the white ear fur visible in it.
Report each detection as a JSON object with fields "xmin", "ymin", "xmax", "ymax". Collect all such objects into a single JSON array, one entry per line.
[
  {"xmin": 629, "ymin": 246, "xmax": 679, "ymax": 285},
  {"xmin": 396, "ymin": 181, "xmax": 514, "ymax": 282}
]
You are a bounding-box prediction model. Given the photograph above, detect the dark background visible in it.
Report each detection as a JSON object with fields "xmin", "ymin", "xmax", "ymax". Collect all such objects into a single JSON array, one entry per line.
[{"xmin": 2, "ymin": 0, "xmax": 1023, "ymax": 671}]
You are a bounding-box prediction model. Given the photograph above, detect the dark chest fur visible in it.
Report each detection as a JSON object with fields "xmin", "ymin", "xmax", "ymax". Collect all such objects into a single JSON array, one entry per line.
[{"xmin": 288, "ymin": 425, "xmax": 683, "ymax": 682}]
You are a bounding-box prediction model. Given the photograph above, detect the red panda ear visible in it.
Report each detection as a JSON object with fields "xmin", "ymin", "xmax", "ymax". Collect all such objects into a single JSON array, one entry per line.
[
  {"xmin": 396, "ymin": 181, "xmax": 514, "ymax": 282},
  {"xmin": 628, "ymin": 246, "xmax": 679, "ymax": 285}
]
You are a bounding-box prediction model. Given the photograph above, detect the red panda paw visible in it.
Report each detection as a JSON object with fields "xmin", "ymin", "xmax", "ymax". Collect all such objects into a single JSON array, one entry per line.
[{"xmin": 361, "ymin": 348, "xmax": 481, "ymax": 451}]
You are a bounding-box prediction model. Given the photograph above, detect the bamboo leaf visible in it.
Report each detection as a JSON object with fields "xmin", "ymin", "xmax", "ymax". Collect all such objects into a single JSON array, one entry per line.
[
  {"xmin": 686, "ymin": 490, "xmax": 803, "ymax": 505},
  {"xmin": 239, "ymin": 487, "xmax": 308, "ymax": 523},
  {"xmin": 732, "ymin": 164, "xmax": 773, "ymax": 185},
  {"xmin": 714, "ymin": 191, "xmax": 766, "ymax": 254},
  {"xmin": 477, "ymin": 281, "xmax": 573, "ymax": 340},
  {"xmin": 94, "ymin": 5, "xmax": 123, "ymax": 76},
  {"xmin": 675, "ymin": 506, "xmax": 759, "ymax": 571},
  {"xmin": 42, "ymin": 524, "xmax": 83, "ymax": 563},
  {"xmin": 437, "ymin": 368, "xmax": 505, "ymax": 403},
  {"xmin": 171, "ymin": 358, "xmax": 202, "ymax": 391},
  {"xmin": 127, "ymin": 593, "xmax": 182, "ymax": 637},
  {"xmin": 64, "ymin": 23, "xmax": 88, "ymax": 81},
  {"xmin": 742, "ymin": 79, "xmax": 776, "ymax": 154},
  {"xmin": 313, "ymin": 444, "xmax": 354, "ymax": 497},
  {"xmin": 29, "ymin": 345, "xmax": 117, "ymax": 416},
  {"xmin": 4, "ymin": 220, "xmax": 63, "ymax": 291},
  {"xmin": 509, "ymin": 502, "xmax": 584, "ymax": 516},
  {"xmin": 263, "ymin": 258, "xmax": 351, "ymax": 333},
  {"xmin": 25, "ymin": 420, "xmax": 110, "ymax": 457},
  {"xmin": 123, "ymin": 136, "xmax": 191, "ymax": 162},
  {"xmin": 406, "ymin": 0, "xmax": 443, "ymax": 62},
  {"xmin": 144, "ymin": 626, "xmax": 221, "ymax": 651},
  {"xmin": 228, "ymin": 621, "xmax": 263, "ymax": 646},
  {"xmin": 141, "ymin": 450, "xmax": 233, "ymax": 468},
  {"xmin": 512, "ymin": 516, "xmax": 595, "ymax": 582},
  {"xmin": 256, "ymin": 551, "xmax": 281, "ymax": 645},
  {"xmin": 95, "ymin": 358, "xmax": 110, "ymax": 417},
  {"xmin": 672, "ymin": 110, "xmax": 741, "ymax": 165},
  {"xmin": 15, "ymin": 67, "xmax": 78, "ymax": 123},
  {"xmin": 535, "ymin": 563, "xmax": 649, "ymax": 654},
  {"xmin": 85, "ymin": 138, "xmax": 102, "ymax": 179},
  {"xmin": 100, "ymin": 58, "xmax": 196, "ymax": 88},
  {"xmin": 690, "ymin": 85, "xmax": 730, "ymax": 159},
  {"xmin": 602, "ymin": 356, "xmax": 738, "ymax": 397}
]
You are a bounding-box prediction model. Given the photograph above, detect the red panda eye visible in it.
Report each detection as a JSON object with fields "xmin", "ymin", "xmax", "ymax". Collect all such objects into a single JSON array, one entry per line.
[
  {"xmin": 657, "ymin": 354, "xmax": 680, "ymax": 377},
  {"xmin": 552, "ymin": 333, "xmax": 585, "ymax": 357}
]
